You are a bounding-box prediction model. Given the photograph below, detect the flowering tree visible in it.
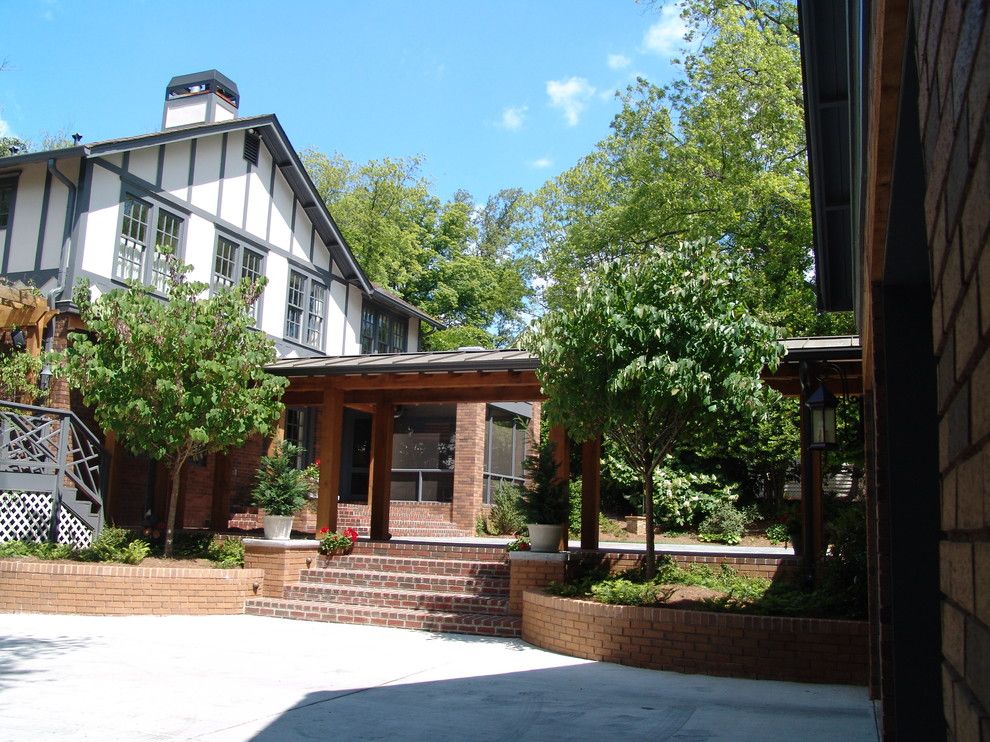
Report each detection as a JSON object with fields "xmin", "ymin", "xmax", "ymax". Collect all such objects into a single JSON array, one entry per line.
[
  {"xmin": 67, "ymin": 258, "xmax": 286, "ymax": 557},
  {"xmin": 530, "ymin": 240, "xmax": 783, "ymax": 577}
]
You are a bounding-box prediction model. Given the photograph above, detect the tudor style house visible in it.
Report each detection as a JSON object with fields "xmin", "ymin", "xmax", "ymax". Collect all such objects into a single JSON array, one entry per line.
[{"xmin": 0, "ymin": 71, "xmax": 535, "ymax": 537}]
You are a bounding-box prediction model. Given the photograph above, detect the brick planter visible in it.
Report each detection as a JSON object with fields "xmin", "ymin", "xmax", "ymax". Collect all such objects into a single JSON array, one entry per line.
[
  {"xmin": 0, "ymin": 560, "xmax": 263, "ymax": 615},
  {"xmin": 522, "ymin": 590, "xmax": 868, "ymax": 685}
]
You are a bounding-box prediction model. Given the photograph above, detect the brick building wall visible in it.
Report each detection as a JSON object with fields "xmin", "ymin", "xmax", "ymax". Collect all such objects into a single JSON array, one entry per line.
[
  {"xmin": 913, "ymin": 0, "xmax": 990, "ymax": 737},
  {"xmin": 452, "ymin": 402, "xmax": 485, "ymax": 531}
]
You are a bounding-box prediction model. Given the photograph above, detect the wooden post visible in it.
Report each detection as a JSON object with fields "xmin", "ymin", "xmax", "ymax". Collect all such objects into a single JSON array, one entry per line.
[
  {"xmin": 210, "ymin": 452, "xmax": 233, "ymax": 531},
  {"xmin": 368, "ymin": 398, "xmax": 394, "ymax": 540},
  {"xmin": 549, "ymin": 424, "xmax": 570, "ymax": 550},
  {"xmin": 103, "ymin": 431, "xmax": 120, "ymax": 522},
  {"xmin": 267, "ymin": 408, "xmax": 287, "ymax": 456},
  {"xmin": 580, "ymin": 435, "xmax": 602, "ymax": 550},
  {"xmin": 317, "ymin": 387, "xmax": 344, "ymax": 533}
]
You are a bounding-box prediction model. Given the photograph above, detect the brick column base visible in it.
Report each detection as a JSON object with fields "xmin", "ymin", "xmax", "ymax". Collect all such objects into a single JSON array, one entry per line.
[
  {"xmin": 508, "ymin": 551, "xmax": 568, "ymax": 614},
  {"xmin": 243, "ymin": 538, "xmax": 319, "ymax": 598}
]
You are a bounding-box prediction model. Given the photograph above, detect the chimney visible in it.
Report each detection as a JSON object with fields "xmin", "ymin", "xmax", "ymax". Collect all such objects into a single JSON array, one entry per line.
[{"xmin": 162, "ymin": 70, "xmax": 239, "ymax": 130}]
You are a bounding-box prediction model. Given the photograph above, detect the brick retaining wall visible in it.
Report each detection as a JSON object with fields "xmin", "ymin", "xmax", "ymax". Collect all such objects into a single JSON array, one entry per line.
[
  {"xmin": 522, "ymin": 590, "xmax": 868, "ymax": 686},
  {"xmin": 0, "ymin": 561, "xmax": 263, "ymax": 615}
]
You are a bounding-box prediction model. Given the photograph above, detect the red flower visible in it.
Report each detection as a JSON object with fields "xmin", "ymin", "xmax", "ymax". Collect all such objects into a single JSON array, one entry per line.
[
  {"xmin": 319, "ymin": 527, "xmax": 330, "ymax": 535},
  {"xmin": 314, "ymin": 459, "xmax": 320, "ymax": 468},
  {"xmin": 344, "ymin": 527, "xmax": 358, "ymax": 543}
]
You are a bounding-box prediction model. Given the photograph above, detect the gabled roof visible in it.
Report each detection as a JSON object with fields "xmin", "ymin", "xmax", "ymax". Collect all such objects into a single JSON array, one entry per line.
[
  {"xmin": 0, "ymin": 115, "xmax": 373, "ymax": 295},
  {"xmin": 371, "ymin": 283, "xmax": 443, "ymax": 328}
]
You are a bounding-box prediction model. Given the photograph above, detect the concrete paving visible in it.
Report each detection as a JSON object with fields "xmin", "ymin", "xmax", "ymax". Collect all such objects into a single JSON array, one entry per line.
[{"xmin": 0, "ymin": 613, "xmax": 875, "ymax": 741}]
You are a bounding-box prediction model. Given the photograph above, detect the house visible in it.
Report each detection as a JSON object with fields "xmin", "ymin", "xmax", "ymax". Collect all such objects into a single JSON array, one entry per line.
[
  {"xmin": 799, "ymin": 1, "xmax": 988, "ymax": 739},
  {"xmin": 0, "ymin": 70, "xmax": 536, "ymax": 537}
]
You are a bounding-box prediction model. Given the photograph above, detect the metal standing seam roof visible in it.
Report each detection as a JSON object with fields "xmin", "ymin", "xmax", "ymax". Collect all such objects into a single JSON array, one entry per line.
[
  {"xmin": 778, "ymin": 335, "xmax": 861, "ymax": 361},
  {"xmin": 267, "ymin": 349, "xmax": 538, "ymax": 376}
]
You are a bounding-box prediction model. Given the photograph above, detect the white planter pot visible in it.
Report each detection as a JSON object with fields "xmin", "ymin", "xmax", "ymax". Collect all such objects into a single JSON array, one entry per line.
[
  {"xmin": 262, "ymin": 515, "xmax": 294, "ymax": 540},
  {"xmin": 528, "ymin": 523, "xmax": 564, "ymax": 553}
]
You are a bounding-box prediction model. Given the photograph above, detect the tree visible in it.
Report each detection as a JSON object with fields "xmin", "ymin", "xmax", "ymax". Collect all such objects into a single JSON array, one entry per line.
[
  {"xmin": 302, "ymin": 149, "xmax": 532, "ymax": 348},
  {"xmin": 67, "ymin": 258, "xmax": 287, "ymax": 557},
  {"xmin": 530, "ymin": 240, "xmax": 782, "ymax": 576},
  {"xmin": 533, "ymin": 0, "xmax": 852, "ymax": 337}
]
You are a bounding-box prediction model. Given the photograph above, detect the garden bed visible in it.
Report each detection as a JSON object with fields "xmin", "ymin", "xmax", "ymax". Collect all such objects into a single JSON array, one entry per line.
[{"xmin": 522, "ymin": 590, "xmax": 868, "ymax": 685}]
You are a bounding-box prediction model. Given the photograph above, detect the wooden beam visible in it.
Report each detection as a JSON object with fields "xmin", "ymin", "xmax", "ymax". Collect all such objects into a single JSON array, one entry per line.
[
  {"xmin": 316, "ymin": 388, "xmax": 344, "ymax": 533},
  {"xmin": 549, "ymin": 424, "xmax": 570, "ymax": 551},
  {"xmin": 344, "ymin": 385, "xmax": 544, "ymax": 405},
  {"xmin": 331, "ymin": 369, "xmax": 537, "ymax": 391},
  {"xmin": 368, "ymin": 399, "xmax": 394, "ymax": 540},
  {"xmin": 283, "ymin": 390, "xmax": 326, "ymax": 406},
  {"xmin": 581, "ymin": 436, "xmax": 602, "ymax": 550}
]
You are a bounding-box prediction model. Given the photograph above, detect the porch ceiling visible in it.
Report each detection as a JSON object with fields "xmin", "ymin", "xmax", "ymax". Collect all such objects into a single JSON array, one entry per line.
[{"xmin": 764, "ymin": 335, "xmax": 863, "ymax": 397}]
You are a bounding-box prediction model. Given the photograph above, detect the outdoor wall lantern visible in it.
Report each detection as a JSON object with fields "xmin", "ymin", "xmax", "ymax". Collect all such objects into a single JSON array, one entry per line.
[
  {"xmin": 10, "ymin": 327, "xmax": 26, "ymax": 350},
  {"xmin": 806, "ymin": 382, "xmax": 838, "ymax": 450}
]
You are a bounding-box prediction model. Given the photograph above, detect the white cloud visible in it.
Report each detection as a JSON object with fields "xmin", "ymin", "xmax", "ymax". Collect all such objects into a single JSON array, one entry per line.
[
  {"xmin": 0, "ymin": 116, "xmax": 10, "ymax": 138},
  {"xmin": 642, "ymin": 4, "xmax": 686, "ymax": 57},
  {"xmin": 530, "ymin": 157, "xmax": 553, "ymax": 169},
  {"xmin": 499, "ymin": 105, "xmax": 527, "ymax": 131},
  {"xmin": 607, "ymin": 53, "xmax": 631, "ymax": 70},
  {"xmin": 546, "ymin": 77, "xmax": 596, "ymax": 126}
]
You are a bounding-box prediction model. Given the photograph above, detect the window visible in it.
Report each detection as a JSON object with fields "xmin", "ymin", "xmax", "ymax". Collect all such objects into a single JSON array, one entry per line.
[
  {"xmin": 0, "ymin": 179, "xmax": 15, "ymax": 230},
  {"xmin": 285, "ymin": 407, "xmax": 317, "ymax": 469},
  {"xmin": 284, "ymin": 270, "xmax": 327, "ymax": 350},
  {"xmin": 360, "ymin": 301, "xmax": 408, "ymax": 354},
  {"xmin": 482, "ymin": 407, "xmax": 530, "ymax": 504},
  {"xmin": 113, "ymin": 194, "xmax": 184, "ymax": 289},
  {"xmin": 212, "ymin": 235, "xmax": 264, "ymax": 322}
]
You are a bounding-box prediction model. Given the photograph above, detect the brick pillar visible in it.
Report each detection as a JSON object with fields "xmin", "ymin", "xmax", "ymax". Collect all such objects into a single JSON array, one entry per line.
[
  {"xmin": 243, "ymin": 538, "xmax": 319, "ymax": 598},
  {"xmin": 508, "ymin": 551, "xmax": 568, "ymax": 614},
  {"xmin": 452, "ymin": 402, "xmax": 485, "ymax": 532}
]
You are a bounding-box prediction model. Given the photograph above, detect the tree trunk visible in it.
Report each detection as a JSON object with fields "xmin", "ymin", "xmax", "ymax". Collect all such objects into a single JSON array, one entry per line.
[
  {"xmin": 163, "ymin": 456, "xmax": 187, "ymax": 558},
  {"xmin": 643, "ymin": 465, "xmax": 656, "ymax": 579}
]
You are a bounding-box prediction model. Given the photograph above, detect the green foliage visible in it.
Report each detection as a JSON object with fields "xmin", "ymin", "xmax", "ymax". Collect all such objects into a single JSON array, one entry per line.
[
  {"xmin": 32, "ymin": 542, "xmax": 76, "ymax": 560},
  {"xmin": 251, "ymin": 441, "xmax": 310, "ymax": 517},
  {"xmin": 302, "ymin": 150, "xmax": 532, "ymax": 347},
  {"xmin": 529, "ymin": 239, "xmax": 782, "ymax": 575},
  {"xmin": 67, "ymin": 256, "xmax": 286, "ymax": 556},
  {"xmin": 77, "ymin": 526, "xmax": 150, "ymax": 564},
  {"xmin": 697, "ymin": 503, "xmax": 747, "ymax": 545},
  {"xmin": 519, "ymin": 440, "xmax": 568, "ymax": 524},
  {"xmin": 485, "ymin": 482, "xmax": 526, "ymax": 535},
  {"xmin": 0, "ymin": 540, "xmax": 34, "ymax": 557},
  {"xmin": 207, "ymin": 537, "xmax": 244, "ymax": 568},
  {"xmin": 505, "ymin": 535, "xmax": 530, "ymax": 552},
  {"xmin": 607, "ymin": 452, "xmax": 739, "ymax": 529},
  {"xmin": 765, "ymin": 523, "xmax": 789, "ymax": 544},
  {"xmin": 0, "ymin": 136, "xmax": 27, "ymax": 157},
  {"xmin": 0, "ymin": 349, "xmax": 62, "ymax": 404},
  {"xmin": 591, "ymin": 579, "xmax": 674, "ymax": 606}
]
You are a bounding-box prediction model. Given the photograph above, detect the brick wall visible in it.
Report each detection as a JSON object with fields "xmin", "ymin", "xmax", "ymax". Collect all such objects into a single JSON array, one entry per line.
[
  {"xmin": 914, "ymin": 0, "xmax": 990, "ymax": 736},
  {"xmin": 523, "ymin": 590, "xmax": 869, "ymax": 686},
  {"xmin": 0, "ymin": 560, "xmax": 262, "ymax": 615},
  {"xmin": 508, "ymin": 553, "xmax": 567, "ymax": 614},
  {"xmin": 243, "ymin": 539, "xmax": 319, "ymax": 598},
  {"xmin": 452, "ymin": 402, "xmax": 485, "ymax": 531}
]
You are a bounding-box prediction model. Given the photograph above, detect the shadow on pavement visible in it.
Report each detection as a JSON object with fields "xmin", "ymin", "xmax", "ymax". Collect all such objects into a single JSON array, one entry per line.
[{"xmin": 0, "ymin": 634, "xmax": 91, "ymax": 691}]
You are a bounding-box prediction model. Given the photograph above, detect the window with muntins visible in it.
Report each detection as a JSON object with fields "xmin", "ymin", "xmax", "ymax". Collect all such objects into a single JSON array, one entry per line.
[
  {"xmin": 114, "ymin": 195, "xmax": 184, "ymax": 289},
  {"xmin": 359, "ymin": 301, "xmax": 408, "ymax": 354},
  {"xmin": 285, "ymin": 407, "xmax": 317, "ymax": 468},
  {"xmin": 212, "ymin": 235, "xmax": 264, "ymax": 323},
  {"xmin": 482, "ymin": 407, "xmax": 530, "ymax": 504},
  {"xmin": 284, "ymin": 270, "xmax": 327, "ymax": 351}
]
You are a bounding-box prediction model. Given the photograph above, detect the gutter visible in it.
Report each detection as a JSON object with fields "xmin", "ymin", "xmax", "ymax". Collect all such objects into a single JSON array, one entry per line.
[{"xmin": 46, "ymin": 158, "xmax": 78, "ymax": 309}]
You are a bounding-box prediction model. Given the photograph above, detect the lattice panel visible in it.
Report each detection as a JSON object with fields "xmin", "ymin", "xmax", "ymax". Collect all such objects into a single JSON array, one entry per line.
[
  {"xmin": 0, "ymin": 491, "xmax": 93, "ymax": 548},
  {"xmin": 0, "ymin": 490, "xmax": 52, "ymax": 543},
  {"xmin": 57, "ymin": 507, "xmax": 93, "ymax": 548}
]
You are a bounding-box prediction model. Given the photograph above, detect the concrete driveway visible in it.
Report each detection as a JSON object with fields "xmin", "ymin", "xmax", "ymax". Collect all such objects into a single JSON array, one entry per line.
[{"xmin": 0, "ymin": 613, "xmax": 877, "ymax": 741}]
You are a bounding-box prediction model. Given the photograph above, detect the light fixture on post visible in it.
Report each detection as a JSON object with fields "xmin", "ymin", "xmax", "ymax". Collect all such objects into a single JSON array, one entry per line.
[
  {"xmin": 806, "ymin": 382, "xmax": 838, "ymax": 450},
  {"xmin": 39, "ymin": 362, "xmax": 52, "ymax": 391}
]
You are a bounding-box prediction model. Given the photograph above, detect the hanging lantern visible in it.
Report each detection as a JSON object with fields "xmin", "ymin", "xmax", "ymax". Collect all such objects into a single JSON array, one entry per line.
[
  {"xmin": 10, "ymin": 327, "xmax": 26, "ymax": 350},
  {"xmin": 806, "ymin": 383, "xmax": 838, "ymax": 450}
]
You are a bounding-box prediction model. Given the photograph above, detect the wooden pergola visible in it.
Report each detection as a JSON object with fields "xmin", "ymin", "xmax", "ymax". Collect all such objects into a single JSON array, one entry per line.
[{"xmin": 267, "ymin": 337, "xmax": 861, "ymax": 559}]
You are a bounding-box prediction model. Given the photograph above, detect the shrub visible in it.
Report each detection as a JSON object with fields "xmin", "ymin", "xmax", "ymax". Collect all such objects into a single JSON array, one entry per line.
[
  {"xmin": 251, "ymin": 441, "xmax": 310, "ymax": 517},
  {"xmin": 697, "ymin": 503, "xmax": 746, "ymax": 545},
  {"xmin": 78, "ymin": 526, "xmax": 150, "ymax": 564},
  {"xmin": 207, "ymin": 537, "xmax": 244, "ymax": 568},
  {"xmin": 120, "ymin": 539, "xmax": 151, "ymax": 565},
  {"xmin": 486, "ymin": 483, "xmax": 525, "ymax": 535},
  {"xmin": 519, "ymin": 441, "xmax": 568, "ymax": 524},
  {"xmin": 765, "ymin": 523, "xmax": 789, "ymax": 544},
  {"xmin": 591, "ymin": 579, "xmax": 673, "ymax": 606},
  {"xmin": 0, "ymin": 540, "xmax": 34, "ymax": 557}
]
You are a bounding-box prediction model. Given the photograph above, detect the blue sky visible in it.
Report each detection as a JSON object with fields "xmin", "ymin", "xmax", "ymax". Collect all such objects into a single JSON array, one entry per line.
[{"xmin": 0, "ymin": 0, "xmax": 686, "ymax": 203}]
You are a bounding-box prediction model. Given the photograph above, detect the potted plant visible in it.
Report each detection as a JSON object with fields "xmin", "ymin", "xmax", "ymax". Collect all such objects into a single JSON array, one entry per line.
[
  {"xmin": 318, "ymin": 526, "xmax": 359, "ymax": 555},
  {"xmin": 251, "ymin": 441, "xmax": 309, "ymax": 539},
  {"xmin": 519, "ymin": 441, "xmax": 569, "ymax": 552}
]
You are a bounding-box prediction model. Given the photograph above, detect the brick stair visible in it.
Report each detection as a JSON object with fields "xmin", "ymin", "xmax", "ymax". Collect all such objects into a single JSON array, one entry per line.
[{"xmin": 244, "ymin": 541, "xmax": 519, "ymax": 638}]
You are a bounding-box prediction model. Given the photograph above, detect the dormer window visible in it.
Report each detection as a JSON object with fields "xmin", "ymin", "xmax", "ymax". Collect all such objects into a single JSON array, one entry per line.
[{"xmin": 360, "ymin": 302, "xmax": 408, "ymax": 354}]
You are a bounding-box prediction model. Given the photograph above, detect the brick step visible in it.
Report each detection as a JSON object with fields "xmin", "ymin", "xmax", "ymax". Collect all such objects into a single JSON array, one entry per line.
[
  {"xmin": 350, "ymin": 542, "xmax": 509, "ymax": 562},
  {"xmin": 244, "ymin": 598, "xmax": 521, "ymax": 638},
  {"xmin": 299, "ymin": 568, "xmax": 510, "ymax": 596},
  {"xmin": 327, "ymin": 554, "xmax": 508, "ymax": 578},
  {"xmin": 283, "ymin": 583, "xmax": 510, "ymax": 614}
]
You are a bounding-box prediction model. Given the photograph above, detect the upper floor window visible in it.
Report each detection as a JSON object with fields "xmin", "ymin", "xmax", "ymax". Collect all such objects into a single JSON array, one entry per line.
[
  {"xmin": 284, "ymin": 270, "xmax": 327, "ymax": 350},
  {"xmin": 113, "ymin": 195, "xmax": 184, "ymax": 290},
  {"xmin": 212, "ymin": 235, "xmax": 264, "ymax": 323},
  {"xmin": 0, "ymin": 179, "xmax": 15, "ymax": 230},
  {"xmin": 360, "ymin": 302, "xmax": 408, "ymax": 355}
]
